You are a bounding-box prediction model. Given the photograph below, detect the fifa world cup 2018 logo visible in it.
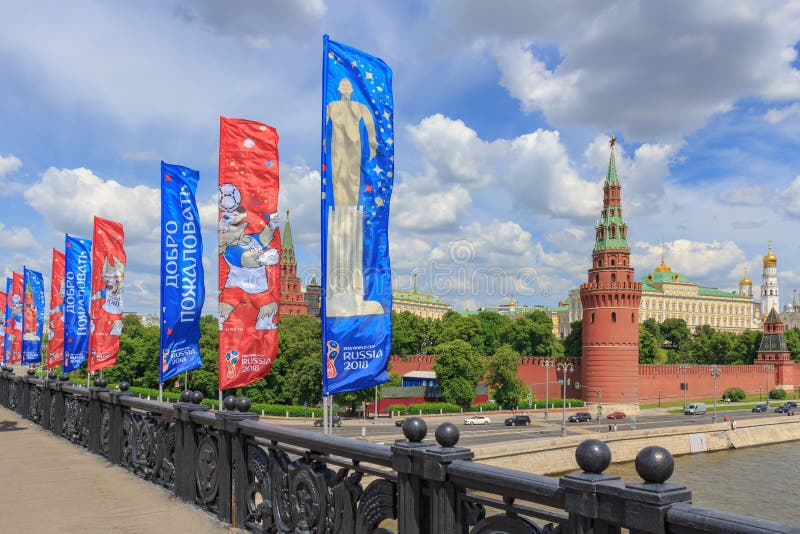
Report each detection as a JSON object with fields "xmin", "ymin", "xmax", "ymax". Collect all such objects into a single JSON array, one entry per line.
[
  {"xmin": 162, "ymin": 349, "xmax": 170, "ymax": 373},
  {"xmin": 225, "ymin": 349, "xmax": 240, "ymax": 379},
  {"xmin": 326, "ymin": 340, "xmax": 339, "ymax": 379}
]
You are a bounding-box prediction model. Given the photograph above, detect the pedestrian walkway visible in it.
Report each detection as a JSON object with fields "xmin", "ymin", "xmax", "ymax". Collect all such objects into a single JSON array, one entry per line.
[{"xmin": 0, "ymin": 407, "xmax": 229, "ymax": 533}]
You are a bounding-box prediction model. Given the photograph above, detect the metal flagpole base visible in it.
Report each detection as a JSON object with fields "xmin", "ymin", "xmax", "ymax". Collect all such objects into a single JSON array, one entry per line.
[{"xmin": 561, "ymin": 425, "xmax": 567, "ymax": 437}]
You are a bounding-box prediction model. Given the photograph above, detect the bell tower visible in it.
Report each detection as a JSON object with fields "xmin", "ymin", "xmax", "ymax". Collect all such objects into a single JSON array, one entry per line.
[{"xmin": 579, "ymin": 137, "xmax": 642, "ymax": 411}]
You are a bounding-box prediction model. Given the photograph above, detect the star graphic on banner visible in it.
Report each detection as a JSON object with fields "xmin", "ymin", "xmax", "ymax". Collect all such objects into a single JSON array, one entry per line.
[
  {"xmin": 351, "ymin": 60, "xmax": 357, "ymax": 67},
  {"xmin": 165, "ymin": 175, "xmax": 172, "ymax": 181},
  {"xmin": 365, "ymin": 185, "xmax": 373, "ymax": 193},
  {"xmin": 375, "ymin": 198, "xmax": 384, "ymax": 207},
  {"xmin": 167, "ymin": 328, "xmax": 173, "ymax": 335},
  {"xmin": 372, "ymin": 164, "xmax": 383, "ymax": 175},
  {"xmin": 383, "ymin": 111, "xmax": 390, "ymax": 120},
  {"xmin": 365, "ymin": 72, "xmax": 373, "ymax": 80},
  {"xmin": 386, "ymin": 138, "xmax": 393, "ymax": 145}
]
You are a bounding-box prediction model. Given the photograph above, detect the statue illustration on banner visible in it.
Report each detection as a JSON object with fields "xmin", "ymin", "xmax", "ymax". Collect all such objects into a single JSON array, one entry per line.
[
  {"xmin": 325, "ymin": 77, "xmax": 384, "ymax": 317},
  {"xmin": 218, "ymin": 183, "xmax": 280, "ymax": 332}
]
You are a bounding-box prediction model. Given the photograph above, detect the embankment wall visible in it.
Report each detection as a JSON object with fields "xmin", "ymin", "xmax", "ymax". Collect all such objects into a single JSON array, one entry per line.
[{"xmin": 473, "ymin": 415, "xmax": 800, "ymax": 476}]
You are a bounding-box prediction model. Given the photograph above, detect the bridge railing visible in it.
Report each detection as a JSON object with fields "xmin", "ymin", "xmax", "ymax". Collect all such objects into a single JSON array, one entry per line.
[{"xmin": 0, "ymin": 368, "xmax": 795, "ymax": 534}]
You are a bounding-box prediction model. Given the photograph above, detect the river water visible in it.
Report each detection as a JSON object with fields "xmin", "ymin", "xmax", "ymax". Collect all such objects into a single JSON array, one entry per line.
[{"xmin": 601, "ymin": 441, "xmax": 800, "ymax": 526}]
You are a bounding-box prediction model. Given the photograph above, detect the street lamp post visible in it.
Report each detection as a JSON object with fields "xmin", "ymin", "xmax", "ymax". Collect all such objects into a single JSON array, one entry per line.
[
  {"xmin": 680, "ymin": 364, "xmax": 690, "ymax": 412},
  {"xmin": 557, "ymin": 361, "xmax": 574, "ymax": 437},
  {"xmin": 543, "ymin": 358, "xmax": 554, "ymax": 420},
  {"xmin": 763, "ymin": 364, "xmax": 773, "ymax": 407},
  {"xmin": 710, "ymin": 365, "xmax": 721, "ymax": 423}
]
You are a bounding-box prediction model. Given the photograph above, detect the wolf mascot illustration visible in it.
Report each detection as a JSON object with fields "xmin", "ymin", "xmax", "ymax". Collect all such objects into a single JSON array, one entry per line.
[
  {"xmin": 91, "ymin": 256, "xmax": 125, "ymax": 336},
  {"xmin": 218, "ymin": 184, "xmax": 280, "ymax": 332}
]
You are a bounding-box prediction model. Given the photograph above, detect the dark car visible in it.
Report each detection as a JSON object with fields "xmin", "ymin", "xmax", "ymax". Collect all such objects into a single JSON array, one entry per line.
[
  {"xmin": 313, "ymin": 415, "xmax": 342, "ymax": 427},
  {"xmin": 568, "ymin": 412, "xmax": 592, "ymax": 423},
  {"xmin": 504, "ymin": 414, "xmax": 531, "ymax": 426},
  {"xmin": 752, "ymin": 404, "xmax": 768, "ymax": 413},
  {"xmin": 785, "ymin": 401, "xmax": 798, "ymax": 409},
  {"xmin": 775, "ymin": 405, "xmax": 792, "ymax": 413},
  {"xmin": 395, "ymin": 419, "xmax": 406, "ymax": 427}
]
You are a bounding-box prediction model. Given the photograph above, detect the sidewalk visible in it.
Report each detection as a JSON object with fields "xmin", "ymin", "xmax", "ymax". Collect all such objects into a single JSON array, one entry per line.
[{"xmin": 0, "ymin": 407, "xmax": 229, "ymax": 533}]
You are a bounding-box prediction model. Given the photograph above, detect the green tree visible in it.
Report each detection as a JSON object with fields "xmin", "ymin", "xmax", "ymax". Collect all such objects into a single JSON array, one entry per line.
[
  {"xmin": 476, "ymin": 311, "xmax": 512, "ymax": 355},
  {"xmin": 563, "ymin": 320, "xmax": 582, "ymax": 358},
  {"xmin": 785, "ymin": 327, "xmax": 800, "ymax": 361},
  {"xmin": 660, "ymin": 318, "xmax": 691, "ymax": 355},
  {"xmin": 638, "ymin": 324, "xmax": 660, "ymax": 364},
  {"xmin": 436, "ymin": 312, "xmax": 486, "ymax": 354},
  {"xmin": 391, "ymin": 311, "xmax": 423, "ymax": 356},
  {"xmin": 432, "ymin": 339, "xmax": 485, "ymax": 407},
  {"xmin": 486, "ymin": 344, "xmax": 525, "ymax": 409}
]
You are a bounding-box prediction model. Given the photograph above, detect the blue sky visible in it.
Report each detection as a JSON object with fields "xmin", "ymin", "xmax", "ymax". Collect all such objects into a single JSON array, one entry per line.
[{"xmin": 1, "ymin": 0, "xmax": 800, "ymax": 314}]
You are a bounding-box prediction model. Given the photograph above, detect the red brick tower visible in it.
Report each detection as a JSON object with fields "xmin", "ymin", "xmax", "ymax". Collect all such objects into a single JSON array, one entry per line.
[
  {"xmin": 280, "ymin": 210, "xmax": 308, "ymax": 316},
  {"xmin": 579, "ymin": 137, "xmax": 642, "ymax": 410},
  {"xmin": 755, "ymin": 308, "xmax": 794, "ymax": 394}
]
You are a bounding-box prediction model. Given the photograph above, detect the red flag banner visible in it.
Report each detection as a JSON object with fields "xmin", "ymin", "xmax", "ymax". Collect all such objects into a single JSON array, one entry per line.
[
  {"xmin": 218, "ymin": 116, "xmax": 281, "ymax": 390},
  {"xmin": 47, "ymin": 249, "xmax": 66, "ymax": 369},
  {"xmin": 0, "ymin": 290, "xmax": 6, "ymax": 363},
  {"xmin": 9, "ymin": 272, "xmax": 23, "ymax": 363},
  {"xmin": 89, "ymin": 216, "xmax": 125, "ymax": 372}
]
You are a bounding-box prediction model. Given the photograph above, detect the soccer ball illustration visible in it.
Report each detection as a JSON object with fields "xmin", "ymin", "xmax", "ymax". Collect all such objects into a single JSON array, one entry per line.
[{"xmin": 219, "ymin": 183, "xmax": 242, "ymax": 212}]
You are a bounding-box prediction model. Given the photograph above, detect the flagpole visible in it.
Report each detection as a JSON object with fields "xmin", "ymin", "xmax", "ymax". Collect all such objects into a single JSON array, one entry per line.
[
  {"xmin": 159, "ymin": 382, "xmax": 163, "ymax": 403},
  {"xmin": 323, "ymin": 395, "xmax": 328, "ymax": 435},
  {"xmin": 218, "ymin": 389, "xmax": 222, "ymax": 411},
  {"xmin": 320, "ymin": 34, "xmax": 330, "ymax": 437}
]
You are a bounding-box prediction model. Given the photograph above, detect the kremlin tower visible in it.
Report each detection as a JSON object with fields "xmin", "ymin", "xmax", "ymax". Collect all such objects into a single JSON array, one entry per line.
[
  {"xmin": 280, "ymin": 210, "xmax": 308, "ymax": 316},
  {"xmin": 760, "ymin": 242, "xmax": 779, "ymax": 317},
  {"xmin": 755, "ymin": 308, "xmax": 794, "ymax": 394},
  {"xmin": 579, "ymin": 137, "xmax": 642, "ymax": 411}
]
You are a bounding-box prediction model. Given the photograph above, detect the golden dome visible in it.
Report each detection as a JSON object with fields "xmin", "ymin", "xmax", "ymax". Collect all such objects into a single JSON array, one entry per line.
[
  {"xmin": 654, "ymin": 255, "xmax": 672, "ymax": 273},
  {"xmin": 739, "ymin": 267, "xmax": 751, "ymax": 286},
  {"xmin": 763, "ymin": 242, "xmax": 777, "ymax": 268}
]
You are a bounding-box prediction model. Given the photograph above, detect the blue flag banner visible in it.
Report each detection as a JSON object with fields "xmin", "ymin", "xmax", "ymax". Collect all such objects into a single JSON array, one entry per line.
[
  {"xmin": 21, "ymin": 267, "xmax": 45, "ymax": 365},
  {"xmin": 321, "ymin": 36, "xmax": 393, "ymax": 395},
  {"xmin": 3, "ymin": 277, "xmax": 11, "ymax": 364},
  {"xmin": 64, "ymin": 235, "xmax": 92, "ymax": 372},
  {"xmin": 160, "ymin": 162, "xmax": 205, "ymax": 384}
]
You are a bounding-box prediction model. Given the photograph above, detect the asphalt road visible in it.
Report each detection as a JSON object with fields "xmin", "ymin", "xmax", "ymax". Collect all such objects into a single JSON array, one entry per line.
[{"xmin": 305, "ymin": 407, "xmax": 795, "ymax": 448}]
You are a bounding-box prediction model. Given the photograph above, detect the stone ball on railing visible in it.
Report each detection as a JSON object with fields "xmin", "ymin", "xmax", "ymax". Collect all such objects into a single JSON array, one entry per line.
[
  {"xmin": 635, "ymin": 446, "xmax": 674, "ymax": 484},
  {"xmin": 180, "ymin": 389, "xmax": 192, "ymax": 403},
  {"xmin": 575, "ymin": 439, "xmax": 612, "ymax": 474},
  {"xmin": 26, "ymin": 369, "xmax": 35, "ymax": 376},
  {"xmin": 118, "ymin": 381, "xmax": 130, "ymax": 392},
  {"xmin": 98, "ymin": 378, "xmax": 108, "ymax": 388},
  {"xmin": 223, "ymin": 395, "xmax": 237, "ymax": 411},
  {"xmin": 59, "ymin": 373, "xmax": 70, "ymax": 382},
  {"xmin": 93, "ymin": 377, "xmax": 103, "ymax": 387},
  {"xmin": 190, "ymin": 390, "xmax": 204, "ymax": 405},
  {"xmin": 236, "ymin": 397, "xmax": 251, "ymax": 412},
  {"xmin": 402, "ymin": 416, "xmax": 427, "ymax": 443},
  {"xmin": 434, "ymin": 422, "xmax": 460, "ymax": 448},
  {"xmin": 48, "ymin": 371, "xmax": 57, "ymax": 380}
]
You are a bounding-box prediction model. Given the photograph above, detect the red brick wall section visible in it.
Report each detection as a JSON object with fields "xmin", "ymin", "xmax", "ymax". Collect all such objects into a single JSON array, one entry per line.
[{"xmin": 637, "ymin": 363, "xmax": 800, "ymax": 404}]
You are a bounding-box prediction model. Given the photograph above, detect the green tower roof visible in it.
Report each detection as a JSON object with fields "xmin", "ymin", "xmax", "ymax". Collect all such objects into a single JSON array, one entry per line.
[
  {"xmin": 281, "ymin": 209, "xmax": 296, "ymax": 265},
  {"xmin": 593, "ymin": 138, "xmax": 629, "ymax": 252}
]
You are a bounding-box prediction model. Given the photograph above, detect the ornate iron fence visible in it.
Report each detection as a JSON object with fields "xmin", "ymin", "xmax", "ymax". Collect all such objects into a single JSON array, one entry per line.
[{"xmin": 0, "ymin": 367, "xmax": 795, "ymax": 534}]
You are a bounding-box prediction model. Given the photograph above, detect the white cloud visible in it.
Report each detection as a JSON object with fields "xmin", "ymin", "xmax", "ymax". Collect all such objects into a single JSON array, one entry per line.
[
  {"xmin": 0, "ymin": 154, "xmax": 22, "ymax": 177},
  {"xmin": 764, "ymin": 102, "xmax": 800, "ymax": 124},
  {"xmin": 0, "ymin": 223, "xmax": 38, "ymax": 250},
  {"xmin": 633, "ymin": 239, "xmax": 746, "ymax": 280},
  {"xmin": 779, "ymin": 175, "xmax": 800, "ymax": 217},
  {"xmin": 721, "ymin": 186, "xmax": 768, "ymax": 206},
  {"xmin": 24, "ymin": 167, "xmax": 160, "ymax": 240},
  {"xmin": 439, "ymin": 1, "xmax": 800, "ymax": 140}
]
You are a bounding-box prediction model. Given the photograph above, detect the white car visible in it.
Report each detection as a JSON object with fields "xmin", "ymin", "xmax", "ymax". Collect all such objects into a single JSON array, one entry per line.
[{"xmin": 464, "ymin": 415, "xmax": 492, "ymax": 425}]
